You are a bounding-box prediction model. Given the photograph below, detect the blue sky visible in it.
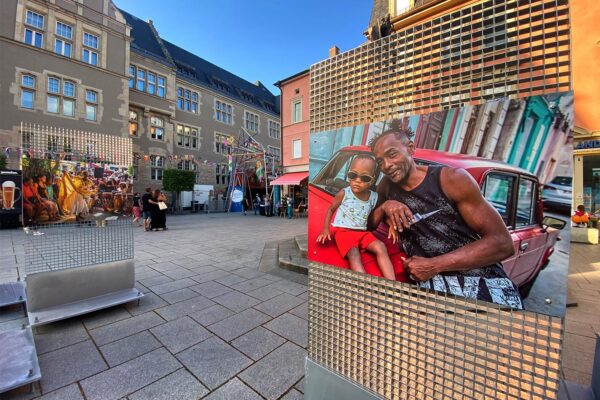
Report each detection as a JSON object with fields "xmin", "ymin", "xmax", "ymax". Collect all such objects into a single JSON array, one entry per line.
[{"xmin": 116, "ymin": 1, "xmax": 372, "ymax": 95}]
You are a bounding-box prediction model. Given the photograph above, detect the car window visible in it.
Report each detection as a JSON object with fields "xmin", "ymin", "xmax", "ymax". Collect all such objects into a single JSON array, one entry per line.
[
  {"xmin": 311, "ymin": 152, "xmax": 354, "ymax": 195},
  {"xmin": 482, "ymin": 173, "xmax": 515, "ymax": 226},
  {"xmin": 551, "ymin": 176, "xmax": 572, "ymax": 186},
  {"xmin": 516, "ymin": 178, "xmax": 537, "ymax": 227}
]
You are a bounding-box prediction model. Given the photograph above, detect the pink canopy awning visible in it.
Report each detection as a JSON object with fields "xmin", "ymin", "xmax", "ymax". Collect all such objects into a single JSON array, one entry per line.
[{"xmin": 269, "ymin": 172, "xmax": 308, "ymax": 186}]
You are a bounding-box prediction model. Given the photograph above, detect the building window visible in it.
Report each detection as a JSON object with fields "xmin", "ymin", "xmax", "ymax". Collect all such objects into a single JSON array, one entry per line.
[
  {"xmin": 54, "ymin": 22, "xmax": 72, "ymax": 57},
  {"xmin": 82, "ymin": 32, "xmax": 99, "ymax": 66},
  {"xmin": 47, "ymin": 77, "xmax": 75, "ymax": 116},
  {"xmin": 215, "ymin": 133, "xmax": 232, "ymax": 154},
  {"xmin": 20, "ymin": 75, "xmax": 36, "ymax": 109},
  {"xmin": 292, "ymin": 100, "xmax": 302, "ymax": 123},
  {"xmin": 177, "ymin": 87, "xmax": 199, "ymax": 113},
  {"xmin": 151, "ymin": 156, "xmax": 164, "ymax": 180},
  {"xmin": 130, "ymin": 65, "xmax": 166, "ymax": 97},
  {"xmin": 128, "ymin": 65, "xmax": 135, "ymax": 89},
  {"xmin": 147, "ymin": 72, "xmax": 156, "ymax": 95},
  {"xmin": 268, "ymin": 120, "xmax": 280, "ymax": 139},
  {"xmin": 150, "ymin": 116, "xmax": 164, "ymax": 140},
  {"xmin": 129, "ymin": 110, "xmax": 138, "ymax": 137},
  {"xmin": 136, "ymin": 68, "xmax": 145, "ymax": 92},
  {"xmin": 24, "ymin": 10, "xmax": 44, "ymax": 48},
  {"xmin": 216, "ymin": 163, "xmax": 229, "ymax": 185},
  {"xmin": 268, "ymin": 146, "xmax": 281, "ymax": 162},
  {"xmin": 215, "ymin": 100, "xmax": 233, "ymax": 124},
  {"xmin": 245, "ymin": 111, "xmax": 259, "ymax": 133},
  {"xmin": 178, "ymin": 160, "xmax": 196, "ymax": 171},
  {"xmin": 85, "ymin": 90, "xmax": 97, "ymax": 121},
  {"xmin": 176, "ymin": 124, "xmax": 198, "ymax": 149},
  {"xmin": 292, "ymin": 139, "xmax": 302, "ymax": 159},
  {"xmin": 157, "ymin": 76, "xmax": 166, "ymax": 98}
]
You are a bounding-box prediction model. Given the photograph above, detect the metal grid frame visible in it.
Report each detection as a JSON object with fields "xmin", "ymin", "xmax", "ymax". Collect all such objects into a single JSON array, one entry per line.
[
  {"xmin": 308, "ymin": 264, "xmax": 563, "ymax": 400},
  {"xmin": 310, "ymin": 0, "xmax": 570, "ymax": 132},
  {"xmin": 20, "ymin": 122, "xmax": 132, "ymax": 166},
  {"xmin": 23, "ymin": 219, "xmax": 133, "ymax": 275}
]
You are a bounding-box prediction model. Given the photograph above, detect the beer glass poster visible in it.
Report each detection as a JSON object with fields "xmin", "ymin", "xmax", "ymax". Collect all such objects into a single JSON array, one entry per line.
[{"xmin": 308, "ymin": 92, "xmax": 573, "ymax": 317}]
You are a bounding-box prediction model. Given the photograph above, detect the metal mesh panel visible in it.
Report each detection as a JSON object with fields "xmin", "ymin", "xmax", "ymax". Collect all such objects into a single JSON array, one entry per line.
[
  {"xmin": 23, "ymin": 219, "xmax": 133, "ymax": 275},
  {"xmin": 308, "ymin": 264, "xmax": 563, "ymax": 400},
  {"xmin": 20, "ymin": 122, "xmax": 132, "ymax": 166},
  {"xmin": 310, "ymin": 0, "xmax": 571, "ymax": 132}
]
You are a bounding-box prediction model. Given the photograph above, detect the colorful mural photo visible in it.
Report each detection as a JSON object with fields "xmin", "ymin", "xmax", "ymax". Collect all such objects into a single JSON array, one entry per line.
[
  {"xmin": 21, "ymin": 157, "xmax": 133, "ymax": 225},
  {"xmin": 308, "ymin": 92, "xmax": 573, "ymax": 317}
]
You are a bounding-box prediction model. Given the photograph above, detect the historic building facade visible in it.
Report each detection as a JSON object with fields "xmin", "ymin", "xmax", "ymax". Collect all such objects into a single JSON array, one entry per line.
[
  {"xmin": 0, "ymin": 0, "xmax": 281, "ymax": 196},
  {"xmin": 0, "ymin": 0, "xmax": 130, "ymax": 170}
]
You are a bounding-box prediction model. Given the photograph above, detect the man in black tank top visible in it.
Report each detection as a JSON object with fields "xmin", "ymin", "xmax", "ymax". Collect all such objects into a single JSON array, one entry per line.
[{"xmin": 368, "ymin": 128, "xmax": 522, "ymax": 309}]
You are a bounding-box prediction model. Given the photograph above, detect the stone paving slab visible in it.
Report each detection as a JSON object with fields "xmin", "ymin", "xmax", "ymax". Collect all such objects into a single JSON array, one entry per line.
[
  {"xmin": 214, "ymin": 274, "xmax": 248, "ymax": 287},
  {"xmin": 159, "ymin": 288, "xmax": 199, "ymax": 304},
  {"xmin": 239, "ymin": 342, "xmax": 306, "ymax": 400},
  {"xmin": 289, "ymin": 302, "xmax": 308, "ymax": 320},
  {"xmin": 189, "ymin": 304, "xmax": 236, "ymax": 327},
  {"xmin": 230, "ymin": 277, "xmax": 273, "ymax": 293},
  {"xmin": 37, "ymin": 384, "xmax": 84, "ymax": 400},
  {"xmin": 281, "ymin": 388, "xmax": 304, "ymax": 400},
  {"xmin": 208, "ymin": 308, "xmax": 272, "ymax": 342},
  {"xmin": 190, "ymin": 281, "xmax": 233, "ymax": 299},
  {"xmin": 34, "ymin": 320, "xmax": 89, "ymax": 355},
  {"xmin": 177, "ymin": 336, "xmax": 252, "ymax": 389},
  {"xmin": 90, "ymin": 312, "xmax": 164, "ymax": 346},
  {"xmin": 125, "ymin": 293, "xmax": 168, "ymax": 316},
  {"xmin": 264, "ymin": 280, "xmax": 307, "ymax": 296},
  {"xmin": 189, "ymin": 270, "xmax": 230, "ymax": 284},
  {"xmin": 82, "ymin": 307, "xmax": 132, "ymax": 330},
  {"xmin": 148, "ymin": 278, "xmax": 197, "ymax": 295},
  {"xmin": 154, "ymin": 295, "xmax": 215, "ymax": 321},
  {"xmin": 39, "ymin": 340, "xmax": 107, "ymax": 394},
  {"xmin": 231, "ymin": 326, "xmax": 287, "ymax": 361},
  {"xmin": 99, "ymin": 331, "xmax": 162, "ymax": 367},
  {"xmin": 128, "ymin": 369, "xmax": 209, "ymax": 400},
  {"xmin": 253, "ymin": 293, "xmax": 305, "ymax": 318},
  {"xmin": 246, "ymin": 286, "xmax": 285, "ymax": 301},
  {"xmin": 137, "ymin": 275, "xmax": 172, "ymax": 288},
  {"xmin": 80, "ymin": 348, "xmax": 181, "ymax": 400},
  {"xmin": 150, "ymin": 316, "xmax": 212, "ymax": 354},
  {"xmin": 161, "ymin": 268, "xmax": 197, "ymax": 280},
  {"xmin": 265, "ymin": 313, "xmax": 308, "ymax": 348},
  {"xmin": 203, "ymin": 378, "xmax": 263, "ymax": 400},
  {"xmin": 212, "ymin": 291, "xmax": 261, "ymax": 313}
]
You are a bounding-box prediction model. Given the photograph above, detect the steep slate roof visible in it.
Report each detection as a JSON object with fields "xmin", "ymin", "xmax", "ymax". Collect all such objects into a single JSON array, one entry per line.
[
  {"xmin": 119, "ymin": 9, "xmax": 173, "ymax": 67},
  {"xmin": 118, "ymin": 8, "xmax": 279, "ymax": 115}
]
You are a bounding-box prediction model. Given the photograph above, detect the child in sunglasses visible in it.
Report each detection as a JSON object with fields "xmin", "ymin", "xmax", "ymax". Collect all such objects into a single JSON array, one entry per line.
[{"xmin": 317, "ymin": 155, "xmax": 396, "ymax": 280}]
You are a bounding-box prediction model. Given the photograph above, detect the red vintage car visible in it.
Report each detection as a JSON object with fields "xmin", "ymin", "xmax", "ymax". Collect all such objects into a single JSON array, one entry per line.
[{"xmin": 308, "ymin": 146, "xmax": 566, "ymax": 293}]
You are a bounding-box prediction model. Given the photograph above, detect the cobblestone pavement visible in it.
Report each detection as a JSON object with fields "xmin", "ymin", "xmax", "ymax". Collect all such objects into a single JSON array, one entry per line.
[
  {"xmin": 1, "ymin": 213, "xmax": 598, "ymax": 398},
  {"xmin": 0, "ymin": 213, "xmax": 307, "ymax": 400}
]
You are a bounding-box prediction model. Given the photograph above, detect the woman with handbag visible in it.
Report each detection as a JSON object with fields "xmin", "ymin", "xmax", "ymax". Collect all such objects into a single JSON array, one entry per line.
[{"xmin": 149, "ymin": 189, "xmax": 168, "ymax": 231}]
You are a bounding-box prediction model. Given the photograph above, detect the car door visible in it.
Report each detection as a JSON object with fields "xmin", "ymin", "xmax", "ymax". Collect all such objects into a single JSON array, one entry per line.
[
  {"xmin": 481, "ymin": 172, "xmax": 520, "ymax": 281},
  {"xmin": 512, "ymin": 176, "xmax": 548, "ymax": 287}
]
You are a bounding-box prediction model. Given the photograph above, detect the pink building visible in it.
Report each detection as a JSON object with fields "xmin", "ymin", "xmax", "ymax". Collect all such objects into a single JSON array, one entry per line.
[{"xmin": 273, "ymin": 69, "xmax": 310, "ymax": 202}]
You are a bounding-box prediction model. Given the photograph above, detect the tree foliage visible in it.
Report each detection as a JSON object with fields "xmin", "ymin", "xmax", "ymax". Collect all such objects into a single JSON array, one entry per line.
[
  {"xmin": 0, "ymin": 154, "xmax": 6, "ymax": 170},
  {"xmin": 162, "ymin": 169, "xmax": 195, "ymax": 192}
]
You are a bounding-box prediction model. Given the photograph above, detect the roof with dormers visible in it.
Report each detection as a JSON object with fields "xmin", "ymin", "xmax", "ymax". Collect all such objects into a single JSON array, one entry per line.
[{"xmin": 119, "ymin": 8, "xmax": 279, "ymax": 115}]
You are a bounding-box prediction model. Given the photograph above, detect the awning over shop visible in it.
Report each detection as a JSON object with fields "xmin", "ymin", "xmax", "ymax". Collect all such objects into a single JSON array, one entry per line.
[{"xmin": 270, "ymin": 172, "xmax": 308, "ymax": 186}]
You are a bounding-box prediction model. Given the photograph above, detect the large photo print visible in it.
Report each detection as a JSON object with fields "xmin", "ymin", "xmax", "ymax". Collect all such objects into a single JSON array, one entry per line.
[
  {"xmin": 21, "ymin": 157, "xmax": 132, "ymax": 225},
  {"xmin": 308, "ymin": 92, "xmax": 573, "ymax": 316}
]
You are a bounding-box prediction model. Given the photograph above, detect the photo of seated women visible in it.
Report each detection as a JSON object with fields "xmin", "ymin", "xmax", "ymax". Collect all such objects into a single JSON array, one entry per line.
[{"xmin": 23, "ymin": 160, "xmax": 133, "ymax": 224}]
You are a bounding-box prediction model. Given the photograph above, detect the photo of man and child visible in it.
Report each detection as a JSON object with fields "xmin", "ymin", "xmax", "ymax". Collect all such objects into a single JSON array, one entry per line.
[{"xmin": 309, "ymin": 92, "xmax": 573, "ymax": 314}]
